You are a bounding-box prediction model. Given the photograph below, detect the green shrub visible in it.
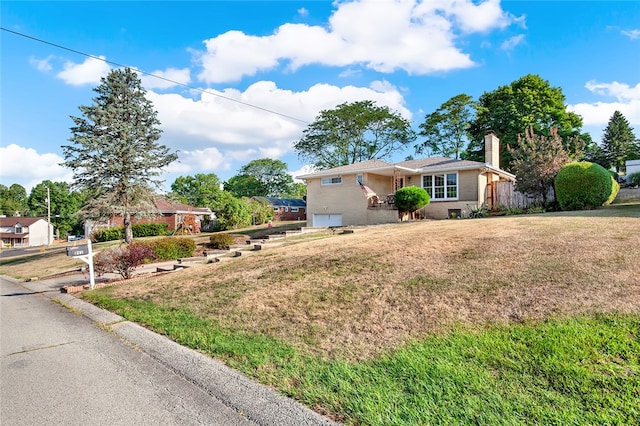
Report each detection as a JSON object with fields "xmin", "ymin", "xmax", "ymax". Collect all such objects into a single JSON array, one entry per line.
[
  {"xmin": 132, "ymin": 222, "xmax": 168, "ymax": 237},
  {"xmin": 555, "ymin": 162, "xmax": 619, "ymax": 210},
  {"xmin": 394, "ymin": 186, "xmax": 430, "ymax": 215},
  {"xmin": 92, "ymin": 222, "xmax": 169, "ymax": 242},
  {"xmin": 210, "ymin": 233, "xmax": 234, "ymax": 250},
  {"xmin": 468, "ymin": 204, "xmax": 489, "ymax": 218},
  {"xmin": 92, "ymin": 227, "xmax": 124, "ymax": 242},
  {"xmin": 150, "ymin": 237, "xmax": 196, "ymax": 260},
  {"xmin": 629, "ymin": 172, "xmax": 640, "ymax": 186}
]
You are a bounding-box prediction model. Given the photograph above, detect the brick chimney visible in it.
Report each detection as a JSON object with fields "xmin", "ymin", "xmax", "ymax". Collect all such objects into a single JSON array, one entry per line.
[{"xmin": 484, "ymin": 131, "xmax": 500, "ymax": 168}]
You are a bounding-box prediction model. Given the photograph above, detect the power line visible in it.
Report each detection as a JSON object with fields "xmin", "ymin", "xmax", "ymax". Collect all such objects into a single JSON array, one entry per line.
[{"xmin": 1, "ymin": 27, "xmax": 310, "ymax": 124}]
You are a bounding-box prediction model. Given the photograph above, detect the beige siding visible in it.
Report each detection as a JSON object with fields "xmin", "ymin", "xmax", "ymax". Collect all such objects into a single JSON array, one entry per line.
[
  {"xmin": 306, "ymin": 174, "xmax": 370, "ymax": 226},
  {"xmin": 306, "ymin": 168, "xmax": 491, "ymax": 223},
  {"xmin": 420, "ymin": 201, "xmax": 478, "ymax": 219},
  {"xmin": 458, "ymin": 170, "xmax": 479, "ymax": 201},
  {"xmin": 417, "ymin": 170, "xmax": 483, "ymax": 219}
]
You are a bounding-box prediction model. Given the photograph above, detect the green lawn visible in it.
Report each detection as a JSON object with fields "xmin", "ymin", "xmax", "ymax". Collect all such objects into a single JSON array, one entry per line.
[{"xmin": 85, "ymin": 293, "xmax": 640, "ymax": 425}]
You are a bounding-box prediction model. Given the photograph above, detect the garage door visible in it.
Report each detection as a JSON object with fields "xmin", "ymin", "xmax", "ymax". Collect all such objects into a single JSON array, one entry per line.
[{"xmin": 312, "ymin": 214, "xmax": 342, "ymax": 227}]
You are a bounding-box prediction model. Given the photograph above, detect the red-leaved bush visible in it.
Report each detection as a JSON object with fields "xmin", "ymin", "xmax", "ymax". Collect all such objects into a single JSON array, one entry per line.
[{"xmin": 94, "ymin": 242, "xmax": 156, "ymax": 279}]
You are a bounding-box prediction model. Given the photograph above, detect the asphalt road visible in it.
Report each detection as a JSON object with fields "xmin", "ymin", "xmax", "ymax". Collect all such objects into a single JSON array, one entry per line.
[{"xmin": 1, "ymin": 276, "xmax": 337, "ymax": 425}]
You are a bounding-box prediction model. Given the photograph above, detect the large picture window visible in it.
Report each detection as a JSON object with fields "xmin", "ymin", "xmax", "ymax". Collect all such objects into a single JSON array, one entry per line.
[{"xmin": 422, "ymin": 173, "xmax": 458, "ymax": 200}]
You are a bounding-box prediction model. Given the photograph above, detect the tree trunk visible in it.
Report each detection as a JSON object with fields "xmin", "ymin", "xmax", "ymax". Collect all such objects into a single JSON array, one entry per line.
[{"xmin": 124, "ymin": 212, "xmax": 133, "ymax": 244}]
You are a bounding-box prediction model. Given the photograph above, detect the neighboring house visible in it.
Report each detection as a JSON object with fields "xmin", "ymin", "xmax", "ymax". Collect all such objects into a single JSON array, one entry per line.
[
  {"xmin": 296, "ymin": 132, "xmax": 516, "ymax": 227},
  {"xmin": 253, "ymin": 197, "xmax": 307, "ymax": 221},
  {"xmin": 85, "ymin": 198, "xmax": 213, "ymax": 237},
  {"xmin": 0, "ymin": 216, "xmax": 54, "ymax": 248},
  {"xmin": 626, "ymin": 160, "xmax": 640, "ymax": 184}
]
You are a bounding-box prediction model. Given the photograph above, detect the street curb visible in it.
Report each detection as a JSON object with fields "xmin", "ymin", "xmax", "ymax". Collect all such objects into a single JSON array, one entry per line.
[
  {"xmin": 112, "ymin": 321, "xmax": 337, "ymax": 426},
  {"xmin": 9, "ymin": 276, "xmax": 339, "ymax": 426}
]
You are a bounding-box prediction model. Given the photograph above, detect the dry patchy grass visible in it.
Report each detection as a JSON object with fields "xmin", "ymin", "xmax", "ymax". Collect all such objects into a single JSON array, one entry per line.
[
  {"xmin": 108, "ymin": 208, "xmax": 640, "ymax": 360},
  {"xmin": 0, "ymin": 247, "xmax": 85, "ymax": 279}
]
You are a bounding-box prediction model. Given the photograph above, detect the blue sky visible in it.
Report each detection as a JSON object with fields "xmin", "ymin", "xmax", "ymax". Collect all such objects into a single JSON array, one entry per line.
[{"xmin": 2, "ymin": 1, "xmax": 639, "ymax": 193}]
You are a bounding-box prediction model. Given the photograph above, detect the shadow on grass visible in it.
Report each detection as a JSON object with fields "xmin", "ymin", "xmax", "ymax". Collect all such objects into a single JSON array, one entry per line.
[{"xmin": 0, "ymin": 249, "xmax": 67, "ymax": 266}]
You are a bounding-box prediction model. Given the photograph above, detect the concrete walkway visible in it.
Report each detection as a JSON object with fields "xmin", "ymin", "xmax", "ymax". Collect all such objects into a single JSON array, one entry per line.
[{"xmin": 1, "ymin": 275, "xmax": 338, "ymax": 425}]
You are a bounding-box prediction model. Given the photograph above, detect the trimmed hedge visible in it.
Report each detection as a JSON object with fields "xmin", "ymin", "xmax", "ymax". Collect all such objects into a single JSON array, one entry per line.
[
  {"xmin": 149, "ymin": 237, "xmax": 196, "ymax": 260},
  {"xmin": 629, "ymin": 172, "xmax": 640, "ymax": 186},
  {"xmin": 555, "ymin": 162, "xmax": 620, "ymax": 210},
  {"xmin": 92, "ymin": 222, "xmax": 169, "ymax": 242},
  {"xmin": 133, "ymin": 223, "xmax": 169, "ymax": 237},
  {"xmin": 210, "ymin": 234, "xmax": 234, "ymax": 250},
  {"xmin": 394, "ymin": 186, "xmax": 430, "ymax": 214}
]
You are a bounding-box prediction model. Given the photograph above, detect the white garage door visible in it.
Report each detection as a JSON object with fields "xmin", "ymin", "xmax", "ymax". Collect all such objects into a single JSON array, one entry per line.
[{"xmin": 313, "ymin": 214, "xmax": 342, "ymax": 227}]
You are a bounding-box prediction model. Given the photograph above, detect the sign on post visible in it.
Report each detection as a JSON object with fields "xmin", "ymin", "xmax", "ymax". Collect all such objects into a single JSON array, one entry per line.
[
  {"xmin": 66, "ymin": 245, "xmax": 89, "ymax": 257},
  {"xmin": 66, "ymin": 240, "xmax": 96, "ymax": 289}
]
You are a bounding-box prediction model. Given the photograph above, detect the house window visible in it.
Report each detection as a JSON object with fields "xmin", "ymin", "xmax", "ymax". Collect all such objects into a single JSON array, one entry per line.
[
  {"xmin": 422, "ymin": 173, "xmax": 458, "ymax": 200},
  {"xmin": 356, "ymin": 175, "xmax": 363, "ymax": 185},
  {"xmin": 291, "ymin": 207, "xmax": 299, "ymax": 213},
  {"xmin": 15, "ymin": 225, "xmax": 22, "ymax": 234},
  {"xmin": 321, "ymin": 176, "xmax": 342, "ymax": 185},
  {"xmin": 273, "ymin": 207, "xmax": 279, "ymax": 212}
]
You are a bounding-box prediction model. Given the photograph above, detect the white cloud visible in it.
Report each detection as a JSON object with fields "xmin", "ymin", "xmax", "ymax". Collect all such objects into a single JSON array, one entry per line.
[
  {"xmin": 140, "ymin": 67, "xmax": 191, "ymax": 90},
  {"xmin": 501, "ymin": 34, "xmax": 525, "ymax": 51},
  {"xmin": 297, "ymin": 8, "xmax": 309, "ymax": 17},
  {"xmin": 195, "ymin": 0, "xmax": 520, "ymax": 83},
  {"xmin": 584, "ymin": 81, "xmax": 640, "ymax": 102},
  {"xmin": 147, "ymin": 80, "xmax": 410, "ymax": 175},
  {"xmin": 56, "ymin": 56, "xmax": 112, "ymax": 86},
  {"xmin": 621, "ymin": 29, "xmax": 640, "ymax": 40},
  {"xmin": 425, "ymin": 0, "xmax": 517, "ymax": 33},
  {"xmin": 0, "ymin": 144, "xmax": 73, "ymax": 191},
  {"xmin": 29, "ymin": 55, "xmax": 55, "ymax": 72},
  {"xmin": 567, "ymin": 81, "xmax": 640, "ymax": 126},
  {"xmin": 291, "ymin": 164, "xmax": 316, "ymax": 181}
]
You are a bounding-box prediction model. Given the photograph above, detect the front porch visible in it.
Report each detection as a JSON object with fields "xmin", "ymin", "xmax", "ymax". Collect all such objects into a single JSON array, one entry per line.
[{"xmin": 365, "ymin": 199, "xmax": 399, "ymax": 224}]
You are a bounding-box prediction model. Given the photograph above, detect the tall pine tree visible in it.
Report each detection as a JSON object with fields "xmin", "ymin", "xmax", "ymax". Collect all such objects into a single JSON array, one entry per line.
[
  {"xmin": 602, "ymin": 110, "xmax": 638, "ymax": 173},
  {"xmin": 62, "ymin": 68, "xmax": 177, "ymax": 243}
]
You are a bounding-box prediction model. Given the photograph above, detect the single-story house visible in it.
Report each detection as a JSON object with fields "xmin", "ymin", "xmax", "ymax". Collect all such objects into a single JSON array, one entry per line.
[
  {"xmin": 85, "ymin": 198, "xmax": 213, "ymax": 237},
  {"xmin": 296, "ymin": 132, "xmax": 516, "ymax": 227},
  {"xmin": 253, "ymin": 197, "xmax": 307, "ymax": 221},
  {"xmin": 0, "ymin": 216, "xmax": 54, "ymax": 248}
]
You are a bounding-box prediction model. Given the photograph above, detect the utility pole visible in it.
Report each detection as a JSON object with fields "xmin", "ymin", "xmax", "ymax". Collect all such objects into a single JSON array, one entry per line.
[{"xmin": 47, "ymin": 186, "xmax": 51, "ymax": 246}]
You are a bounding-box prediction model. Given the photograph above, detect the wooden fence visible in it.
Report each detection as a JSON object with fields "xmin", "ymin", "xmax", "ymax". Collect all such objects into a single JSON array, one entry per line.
[{"xmin": 493, "ymin": 181, "xmax": 553, "ymax": 209}]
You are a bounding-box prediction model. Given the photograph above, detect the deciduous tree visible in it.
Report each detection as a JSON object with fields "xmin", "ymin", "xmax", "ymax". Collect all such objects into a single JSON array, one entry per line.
[
  {"xmin": 170, "ymin": 173, "xmax": 224, "ymax": 208},
  {"xmin": 416, "ymin": 94, "xmax": 475, "ymax": 159},
  {"xmin": 0, "ymin": 184, "xmax": 27, "ymax": 216},
  {"xmin": 27, "ymin": 180, "xmax": 85, "ymax": 238},
  {"xmin": 509, "ymin": 127, "xmax": 578, "ymax": 206},
  {"xmin": 466, "ymin": 74, "xmax": 584, "ymax": 171},
  {"xmin": 225, "ymin": 174, "xmax": 267, "ymax": 198},
  {"xmin": 294, "ymin": 100, "xmax": 415, "ymax": 169},
  {"xmin": 235, "ymin": 158, "xmax": 294, "ymax": 197},
  {"xmin": 62, "ymin": 68, "xmax": 177, "ymax": 243}
]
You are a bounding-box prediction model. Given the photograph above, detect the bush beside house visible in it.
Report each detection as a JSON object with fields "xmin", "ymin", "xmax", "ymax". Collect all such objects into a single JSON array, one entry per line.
[
  {"xmin": 555, "ymin": 162, "xmax": 620, "ymax": 210},
  {"xmin": 394, "ymin": 187, "xmax": 430, "ymax": 220}
]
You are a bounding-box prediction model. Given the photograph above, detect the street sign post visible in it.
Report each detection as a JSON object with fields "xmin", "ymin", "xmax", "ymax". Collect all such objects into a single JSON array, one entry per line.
[{"xmin": 66, "ymin": 239, "xmax": 96, "ymax": 289}]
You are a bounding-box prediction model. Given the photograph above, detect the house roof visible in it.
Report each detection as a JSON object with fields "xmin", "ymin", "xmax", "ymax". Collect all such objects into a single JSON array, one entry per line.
[
  {"xmin": 0, "ymin": 217, "xmax": 47, "ymax": 227},
  {"xmin": 253, "ymin": 197, "xmax": 306, "ymax": 207},
  {"xmin": 153, "ymin": 198, "xmax": 212, "ymax": 215},
  {"xmin": 296, "ymin": 156, "xmax": 516, "ymax": 181}
]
